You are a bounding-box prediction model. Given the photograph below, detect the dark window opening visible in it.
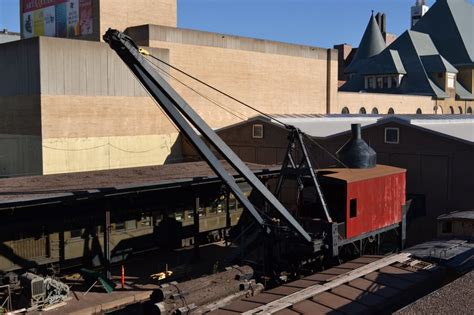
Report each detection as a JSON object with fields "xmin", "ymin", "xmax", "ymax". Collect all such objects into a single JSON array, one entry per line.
[
  {"xmin": 385, "ymin": 128, "xmax": 399, "ymax": 144},
  {"xmin": 442, "ymin": 221, "xmax": 452, "ymax": 234},
  {"xmin": 252, "ymin": 124, "xmax": 264, "ymax": 139},
  {"xmin": 406, "ymin": 194, "xmax": 426, "ymax": 220},
  {"xmin": 350, "ymin": 199, "xmax": 357, "ymax": 218},
  {"xmin": 70, "ymin": 229, "xmax": 82, "ymax": 239}
]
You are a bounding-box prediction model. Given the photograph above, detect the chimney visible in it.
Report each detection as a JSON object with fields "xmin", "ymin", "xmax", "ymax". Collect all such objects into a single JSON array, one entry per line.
[{"xmin": 336, "ymin": 124, "xmax": 377, "ymax": 169}]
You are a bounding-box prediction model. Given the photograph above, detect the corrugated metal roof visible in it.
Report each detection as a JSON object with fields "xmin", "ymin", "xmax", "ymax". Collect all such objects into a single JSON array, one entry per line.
[{"xmin": 266, "ymin": 114, "xmax": 474, "ymax": 143}]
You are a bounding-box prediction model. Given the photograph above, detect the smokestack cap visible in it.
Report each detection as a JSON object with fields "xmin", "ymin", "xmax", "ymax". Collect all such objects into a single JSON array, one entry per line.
[{"xmin": 336, "ymin": 124, "xmax": 377, "ymax": 168}]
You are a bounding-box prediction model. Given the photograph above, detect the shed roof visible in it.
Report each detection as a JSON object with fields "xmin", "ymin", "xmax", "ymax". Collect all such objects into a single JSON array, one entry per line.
[
  {"xmin": 0, "ymin": 161, "xmax": 278, "ymax": 206},
  {"xmin": 318, "ymin": 165, "xmax": 405, "ymax": 183},
  {"xmin": 263, "ymin": 114, "xmax": 474, "ymax": 143},
  {"xmin": 438, "ymin": 210, "xmax": 474, "ymax": 221}
]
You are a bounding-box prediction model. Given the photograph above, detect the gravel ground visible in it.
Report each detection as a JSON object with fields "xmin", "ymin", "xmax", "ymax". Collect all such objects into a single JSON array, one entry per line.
[{"xmin": 395, "ymin": 270, "xmax": 474, "ymax": 315}]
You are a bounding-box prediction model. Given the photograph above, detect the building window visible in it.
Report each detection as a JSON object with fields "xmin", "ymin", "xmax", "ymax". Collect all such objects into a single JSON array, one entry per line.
[
  {"xmin": 391, "ymin": 76, "xmax": 399, "ymax": 88},
  {"xmin": 252, "ymin": 124, "xmax": 264, "ymax": 139},
  {"xmin": 359, "ymin": 107, "xmax": 367, "ymax": 114},
  {"xmin": 371, "ymin": 107, "xmax": 379, "ymax": 114},
  {"xmin": 341, "ymin": 107, "xmax": 350, "ymax": 114},
  {"xmin": 447, "ymin": 73, "xmax": 455, "ymax": 89},
  {"xmin": 458, "ymin": 106, "xmax": 463, "ymax": 114},
  {"xmin": 388, "ymin": 107, "xmax": 395, "ymax": 114},
  {"xmin": 416, "ymin": 108, "xmax": 422, "ymax": 114},
  {"xmin": 383, "ymin": 77, "xmax": 389, "ymax": 88},
  {"xmin": 376, "ymin": 77, "xmax": 383, "ymax": 89},
  {"xmin": 349, "ymin": 199, "xmax": 357, "ymax": 218},
  {"xmin": 368, "ymin": 77, "xmax": 375, "ymax": 89},
  {"xmin": 385, "ymin": 128, "xmax": 399, "ymax": 144},
  {"xmin": 442, "ymin": 221, "xmax": 452, "ymax": 234},
  {"xmin": 449, "ymin": 106, "xmax": 454, "ymax": 114},
  {"xmin": 468, "ymin": 107, "xmax": 473, "ymax": 114}
]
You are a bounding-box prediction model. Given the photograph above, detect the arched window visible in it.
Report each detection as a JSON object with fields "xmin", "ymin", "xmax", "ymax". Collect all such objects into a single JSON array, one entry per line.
[
  {"xmin": 371, "ymin": 107, "xmax": 379, "ymax": 114},
  {"xmin": 388, "ymin": 108, "xmax": 395, "ymax": 114},
  {"xmin": 416, "ymin": 108, "xmax": 422, "ymax": 114},
  {"xmin": 341, "ymin": 107, "xmax": 350, "ymax": 114},
  {"xmin": 467, "ymin": 107, "xmax": 473, "ymax": 114},
  {"xmin": 458, "ymin": 106, "xmax": 463, "ymax": 114},
  {"xmin": 359, "ymin": 107, "xmax": 367, "ymax": 114},
  {"xmin": 449, "ymin": 106, "xmax": 454, "ymax": 114}
]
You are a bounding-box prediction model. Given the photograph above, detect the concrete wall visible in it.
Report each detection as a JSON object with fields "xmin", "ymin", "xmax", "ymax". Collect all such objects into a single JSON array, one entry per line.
[
  {"xmin": 128, "ymin": 25, "xmax": 338, "ymax": 129},
  {"xmin": 337, "ymin": 92, "xmax": 437, "ymax": 114},
  {"xmin": 36, "ymin": 36, "xmax": 181, "ymax": 174},
  {"xmin": 0, "ymin": 39, "xmax": 42, "ymax": 176}
]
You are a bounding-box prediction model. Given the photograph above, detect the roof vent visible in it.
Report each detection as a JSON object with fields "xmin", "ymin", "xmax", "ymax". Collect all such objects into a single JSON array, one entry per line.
[{"xmin": 336, "ymin": 124, "xmax": 376, "ymax": 168}]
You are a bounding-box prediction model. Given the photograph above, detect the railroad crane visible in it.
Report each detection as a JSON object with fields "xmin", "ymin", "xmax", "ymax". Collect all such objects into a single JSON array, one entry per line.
[{"xmin": 104, "ymin": 29, "xmax": 407, "ymax": 279}]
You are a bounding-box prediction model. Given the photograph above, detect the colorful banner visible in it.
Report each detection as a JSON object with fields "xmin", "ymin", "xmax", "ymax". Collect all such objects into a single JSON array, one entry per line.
[
  {"xmin": 22, "ymin": 0, "xmax": 92, "ymax": 39},
  {"xmin": 23, "ymin": 0, "xmax": 66, "ymax": 13},
  {"xmin": 55, "ymin": 2, "xmax": 67, "ymax": 37},
  {"xmin": 79, "ymin": 0, "xmax": 93, "ymax": 35}
]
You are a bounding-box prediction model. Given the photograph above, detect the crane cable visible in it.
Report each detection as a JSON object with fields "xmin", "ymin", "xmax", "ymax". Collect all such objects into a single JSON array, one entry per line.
[{"xmin": 140, "ymin": 49, "xmax": 348, "ymax": 168}]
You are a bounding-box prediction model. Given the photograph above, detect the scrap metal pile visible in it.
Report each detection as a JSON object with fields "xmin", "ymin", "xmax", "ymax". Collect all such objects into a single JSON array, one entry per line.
[{"xmin": 151, "ymin": 265, "xmax": 262, "ymax": 314}]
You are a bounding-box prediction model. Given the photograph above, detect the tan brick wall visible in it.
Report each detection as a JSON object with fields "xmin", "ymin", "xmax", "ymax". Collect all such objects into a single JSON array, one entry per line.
[
  {"xmin": 436, "ymin": 99, "xmax": 474, "ymax": 114},
  {"xmin": 99, "ymin": 0, "xmax": 177, "ymax": 38},
  {"xmin": 337, "ymin": 92, "xmax": 436, "ymax": 114},
  {"xmin": 148, "ymin": 40, "xmax": 333, "ymax": 129}
]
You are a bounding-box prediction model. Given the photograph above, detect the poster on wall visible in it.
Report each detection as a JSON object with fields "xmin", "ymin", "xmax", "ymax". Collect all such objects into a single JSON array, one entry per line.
[
  {"xmin": 66, "ymin": 0, "xmax": 80, "ymax": 37},
  {"xmin": 21, "ymin": 0, "xmax": 92, "ymax": 39},
  {"xmin": 80, "ymin": 0, "xmax": 93, "ymax": 35}
]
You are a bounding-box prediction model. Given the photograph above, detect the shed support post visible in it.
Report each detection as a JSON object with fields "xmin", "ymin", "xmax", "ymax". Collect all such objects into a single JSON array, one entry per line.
[
  {"xmin": 225, "ymin": 192, "xmax": 231, "ymax": 246},
  {"xmin": 104, "ymin": 204, "xmax": 111, "ymax": 279},
  {"xmin": 194, "ymin": 196, "xmax": 200, "ymax": 260}
]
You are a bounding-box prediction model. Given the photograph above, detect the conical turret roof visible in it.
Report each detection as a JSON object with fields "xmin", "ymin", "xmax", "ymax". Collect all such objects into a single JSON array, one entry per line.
[{"xmin": 345, "ymin": 13, "xmax": 386, "ymax": 74}]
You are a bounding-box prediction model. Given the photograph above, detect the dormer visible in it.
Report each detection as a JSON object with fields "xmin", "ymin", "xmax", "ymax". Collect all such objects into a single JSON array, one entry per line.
[
  {"xmin": 421, "ymin": 55, "xmax": 458, "ymax": 96},
  {"xmin": 360, "ymin": 50, "xmax": 407, "ymax": 91}
]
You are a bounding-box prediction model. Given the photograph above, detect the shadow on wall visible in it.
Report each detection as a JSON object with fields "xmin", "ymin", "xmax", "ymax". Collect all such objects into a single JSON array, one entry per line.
[{"xmin": 164, "ymin": 133, "xmax": 185, "ymax": 164}]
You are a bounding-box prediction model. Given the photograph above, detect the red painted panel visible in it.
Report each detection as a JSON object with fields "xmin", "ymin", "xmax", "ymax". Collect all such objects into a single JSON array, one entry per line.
[{"xmin": 346, "ymin": 172, "xmax": 405, "ymax": 239}]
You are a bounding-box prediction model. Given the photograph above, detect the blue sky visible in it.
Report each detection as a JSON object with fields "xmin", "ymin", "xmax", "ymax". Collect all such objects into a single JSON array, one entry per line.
[{"xmin": 1, "ymin": 0, "xmax": 471, "ymax": 48}]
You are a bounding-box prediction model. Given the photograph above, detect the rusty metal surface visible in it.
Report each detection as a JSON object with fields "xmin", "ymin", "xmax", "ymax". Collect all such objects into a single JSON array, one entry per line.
[
  {"xmin": 292, "ymin": 299, "xmax": 342, "ymax": 314},
  {"xmin": 213, "ymin": 255, "xmax": 448, "ymax": 314},
  {"xmin": 363, "ymin": 272, "xmax": 414, "ymax": 290},
  {"xmin": 242, "ymin": 293, "xmax": 282, "ymax": 304},
  {"xmin": 312, "ymin": 291, "xmax": 369, "ymax": 314},
  {"xmin": 220, "ymin": 300, "xmax": 264, "ymax": 313},
  {"xmin": 345, "ymin": 171, "xmax": 405, "ymax": 238},
  {"xmin": 266, "ymin": 285, "xmax": 302, "ymax": 296},
  {"xmin": 284, "ymin": 279, "xmax": 322, "ymax": 289},
  {"xmin": 348, "ymin": 277, "xmax": 400, "ymax": 298}
]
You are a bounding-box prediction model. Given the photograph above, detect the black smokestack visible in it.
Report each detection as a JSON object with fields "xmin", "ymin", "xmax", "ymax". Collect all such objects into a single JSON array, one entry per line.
[{"xmin": 336, "ymin": 124, "xmax": 377, "ymax": 168}]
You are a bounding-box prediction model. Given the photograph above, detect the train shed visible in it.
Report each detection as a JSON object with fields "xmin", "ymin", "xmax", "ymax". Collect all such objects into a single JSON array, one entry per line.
[{"xmin": 0, "ymin": 161, "xmax": 279, "ymax": 274}]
